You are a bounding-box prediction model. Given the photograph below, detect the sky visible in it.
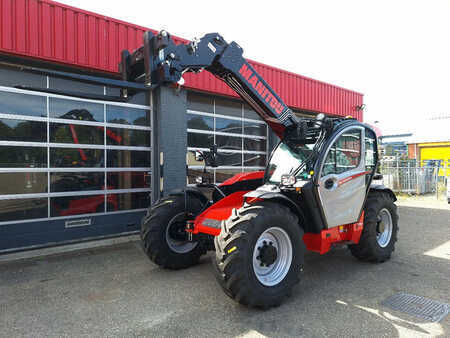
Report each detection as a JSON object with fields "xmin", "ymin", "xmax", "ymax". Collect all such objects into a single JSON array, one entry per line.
[{"xmin": 57, "ymin": 0, "xmax": 450, "ymax": 135}]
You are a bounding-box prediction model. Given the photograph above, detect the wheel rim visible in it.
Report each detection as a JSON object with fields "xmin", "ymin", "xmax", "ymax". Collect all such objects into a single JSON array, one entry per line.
[
  {"xmin": 252, "ymin": 227, "xmax": 293, "ymax": 286},
  {"xmin": 376, "ymin": 208, "xmax": 393, "ymax": 248},
  {"xmin": 165, "ymin": 213, "xmax": 197, "ymax": 254}
]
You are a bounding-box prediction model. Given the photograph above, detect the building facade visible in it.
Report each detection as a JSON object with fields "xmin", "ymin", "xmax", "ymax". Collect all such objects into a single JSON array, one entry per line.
[{"xmin": 0, "ymin": 0, "xmax": 363, "ymax": 253}]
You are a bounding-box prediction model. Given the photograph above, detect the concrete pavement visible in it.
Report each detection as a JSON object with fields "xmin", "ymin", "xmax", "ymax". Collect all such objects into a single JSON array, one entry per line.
[{"xmin": 1, "ymin": 205, "xmax": 449, "ymax": 337}]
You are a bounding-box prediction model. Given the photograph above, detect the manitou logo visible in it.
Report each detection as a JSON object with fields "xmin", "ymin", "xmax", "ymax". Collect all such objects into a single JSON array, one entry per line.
[{"xmin": 239, "ymin": 63, "xmax": 284, "ymax": 115}]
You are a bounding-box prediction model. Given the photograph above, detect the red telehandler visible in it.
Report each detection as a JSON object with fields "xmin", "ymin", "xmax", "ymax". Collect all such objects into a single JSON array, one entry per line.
[{"xmin": 119, "ymin": 30, "xmax": 399, "ymax": 309}]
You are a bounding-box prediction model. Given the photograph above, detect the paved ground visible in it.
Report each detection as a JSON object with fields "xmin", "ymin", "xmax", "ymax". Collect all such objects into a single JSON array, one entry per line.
[{"xmin": 1, "ymin": 205, "xmax": 449, "ymax": 338}]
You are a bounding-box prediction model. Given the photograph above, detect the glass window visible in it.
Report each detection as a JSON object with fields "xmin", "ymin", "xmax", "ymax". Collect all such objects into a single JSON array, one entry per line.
[
  {"xmin": 244, "ymin": 104, "xmax": 261, "ymax": 121},
  {"xmin": 51, "ymin": 172, "xmax": 105, "ymax": 192},
  {"xmin": 50, "ymin": 148, "xmax": 104, "ymax": 167},
  {"xmin": 216, "ymin": 117, "xmax": 242, "ymax": 134},
  {"xmin": 50, "ymin": 123, "xmax": 104, "ymax": 145},
  {"xmin": 322, "ymin": 129, "xmax": 361, "ymax": 176},
  {"xmin": 0, "ymin": 172, "xmax": 47, "ymax": 195},
  {"xmin": 49, "ymin": 98, "xmax": 104, "ymax": 122},
  {"xmin": 216, "ymin": 152, "xmax": 242, "ymax": 167},
  {"xmin": 107, "ymin": 171, "xmax": 150, "ymax": 190},
  {"xmin": 106, "ymin": 105, "xmax": 150, "ymax": 127},
  {"xmin": 244, "ymin": 154, "xmax": 266, "ymax": 167},
  {"xmin": 107, "ymin": 192, "xmax": 150, "ymax": 211},
  {"xmin": 0, "ymin": 198, "xmax": 48, "ymax": 222},
  {"xmin": 0, "ymin": 91, "xmax": 46, "ymax": 117},
  {"xmin": 365, "ymin": 129, "xmax": 377, "ymax": 172},
  {"xmin": 216, "ymin": 135, "xmax": 242, "ymax": 152},
  {"xmin": 188, "ymin": 133, "xmax": 214, "ymax": 149},
  {"xmin": 0, "ymin": 146, "xmax": 47, "ymax": 168},
  {"xmin": 0, "ymin": 119, "xmax": 46, "ymax": 142},
  {"xmin": 187, "ymin": 114, "xmax": 213, "ymax": 131},
  {"xmin": 51, "ymin": 194, "xmax": 104, "ymax": 217},
  {"xmin": 244, "ymin": 121, "xmax": 266, "ymax": 137},
  {"xmin": 215, "ymin": 169, "xmax": 242, "ymax": 183},
  {"xmin": 107, "ymin": 150, "xmax": 150, "ymax": 168},
  {"xmin": 106, "ymin": 128, "xmax": 150, "ymax": 147},
  {"xmin": 187, "ymin": 168, "xmax": 214, "ymax": 184},
  {"xmin": 244, "ymin": 137, "xmax": 266, "ymax": 152},
  {"xmin": 187, "ymin": 92, "xmax": 214, "ymax": 114},
  {"xmin": 215, "ymin": 97, "xmax": 242, "ymax": 117}
]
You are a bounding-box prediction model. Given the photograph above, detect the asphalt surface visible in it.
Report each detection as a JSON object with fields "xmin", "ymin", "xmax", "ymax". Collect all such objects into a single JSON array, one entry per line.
[{"xmin": 1, "ymin": 204, "xmax": 449, "ymax": 337}]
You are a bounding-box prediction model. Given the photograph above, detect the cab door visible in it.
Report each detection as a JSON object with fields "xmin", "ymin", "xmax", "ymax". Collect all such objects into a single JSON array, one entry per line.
[{"xmin": 317, "ymin": 126, "xmax": 366, "ymax": 228}]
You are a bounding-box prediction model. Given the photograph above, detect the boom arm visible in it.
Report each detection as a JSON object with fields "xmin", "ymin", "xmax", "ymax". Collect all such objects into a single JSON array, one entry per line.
[{"xmin": 121, "ymin": 31, "xmax": 299, "ymax": 138}]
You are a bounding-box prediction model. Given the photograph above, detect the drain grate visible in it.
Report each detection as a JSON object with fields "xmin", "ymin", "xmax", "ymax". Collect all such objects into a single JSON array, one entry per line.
[{"xmin": 382, "ymin": 293, "xmax": 449, "ymax": 322}]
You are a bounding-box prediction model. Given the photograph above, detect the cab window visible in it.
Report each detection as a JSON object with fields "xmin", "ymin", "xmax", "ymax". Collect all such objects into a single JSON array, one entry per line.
[
  {"xmin": 322, "ymin": 129, "xmax": 361, "ymax": 176},
  {"xmin": 365, "ymin": 129, "xmax": 377, "ymax": 172}
]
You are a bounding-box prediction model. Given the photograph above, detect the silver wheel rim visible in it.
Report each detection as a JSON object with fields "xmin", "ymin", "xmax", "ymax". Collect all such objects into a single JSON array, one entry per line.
[
  {"xmin": 252, "ymin": 227, "xmax": 293, "ymax": 286},
  {"xmin": 165, "ymin": 213, "xmax": 197, "ymax": 254},
  {"xmin": 376, "ymin": 208, "xmax": 393, "ymax": 248}
]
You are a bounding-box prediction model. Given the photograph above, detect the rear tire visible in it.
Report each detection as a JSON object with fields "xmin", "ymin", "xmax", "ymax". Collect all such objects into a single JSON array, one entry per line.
[
  {"xmin": 213, "ymin": 201, "xmax": 304, "ymax": 309},
  {"xmin": 349, "ymin": 191, "xmax": 398, "ymax": 262},
  {"xmin": 141, "ymin": 194, "xmax": 207, "ymax": 269}
]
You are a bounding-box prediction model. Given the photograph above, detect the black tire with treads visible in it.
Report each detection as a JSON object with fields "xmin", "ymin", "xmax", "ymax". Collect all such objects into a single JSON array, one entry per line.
[
  {"xmin": 212, "ymin": 201, "xmax": 305, "ymax": 309},
  {"xmin": 141, "ymin": 194, "xmax": 207, "ymax": 269},
  {"xmin": 349, "ymin": 191, "xmax": 399, "ymax": 262}
]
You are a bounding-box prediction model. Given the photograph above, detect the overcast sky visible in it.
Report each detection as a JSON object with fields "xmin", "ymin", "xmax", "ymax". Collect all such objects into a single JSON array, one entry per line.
[{"xmin": 58, "ymin": 0, "xmax": 450, "ymax": 134}]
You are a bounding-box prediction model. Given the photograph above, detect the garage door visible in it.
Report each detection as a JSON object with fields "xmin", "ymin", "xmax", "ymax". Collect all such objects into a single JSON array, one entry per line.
[
  {"xmin": 420, "ymin": 145, "xmax": 450, "ymax": 176},
  {"xmin": 0, "ymin": 75, "xmax": 152, "ymax": 253}
]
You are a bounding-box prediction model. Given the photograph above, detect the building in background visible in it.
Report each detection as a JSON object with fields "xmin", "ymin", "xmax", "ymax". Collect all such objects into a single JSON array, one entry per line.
[{"xmin": 0, "ymin": 0, "xmax": 363, "ymax": 253}]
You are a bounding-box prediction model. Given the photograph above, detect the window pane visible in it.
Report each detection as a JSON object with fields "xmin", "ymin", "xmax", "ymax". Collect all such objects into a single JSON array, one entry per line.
[
  {"xmin": 50, "ymin": 123, "xmax": 104, "ymax": 145},
  {"xmin": 106, "ymin": 105, "xmax": 150, "ymax": 127},
  {"xmin": 50, "ymin": 148, "xmax": 104, "ymax": 167},
  {"xmin": 244, "ymin": 138, "xmax": 266, "ymax": 152},
  {"xmin": 0, "ymin": 119, "xmax": 46, "ymax": 142},
  {"xmin": 0, "ymin": 172, "xmax": 47, "ymax": 195},
  {"xmin": 215, "ymin": 97, "xmax": 242, "ymax": 117},
  {"xmin": 106, "ymin": 128, "xmax": 150, "ymax": 147},
  {"xmin": 0, "ymin": 198, "xmax": 48, "ymax": 222},
  {"xmin": 215, "ymin": 117, "xmax": 242, "ymax": 134},
  {"xmin": 187, "ymin": 114, "xmax": 213, "ymax": 131},
  {"xmin": 50, "ymin": 98, "xmax": 104, "ymax": 122},
  {"xmin": 51, "ymin": 194, "xmax": 104, "ymax": 217},
  {"xmin": 244, "ymin": 121, "xmax": 266, "ymax": 136},
  {"xmin": 216, "ymin": 135, "xmax": 242, "ymax": 152},
  {"xmin": 187, "ymin": 168, "xmax": 213, "ymax": 184},
  {"xmin": 216, "ymin": 152, "xmax": 242, "ymax": 167},
  {"xmin": 365, "ymin": 129, "xmax": 377, "ymax": 171},
  {"xmin": 188, "ymin": 133, "xmax": 214, "ymax": 148},
  {"xmin": 51, "ymin": 172, "xmax": 104, "ymax": 192},
  {"xmin": 107, "ymin": 172, "xmax": 150, "ymax": 190},
  {"xmin": 107, "ymin": 192, "xmax": 150, "ymax": 211},
  {"xmin": 322, "ymin": 129, "xmax": 361, "ymax": 176},
  {"xmin": 215, "ymin": 169, "xmax": 242, "ymax": 183},
  {"xmin": 244, "ymin": 104, "xmax": 261, "ymax": 121},
  {"xmin": 0, "ymin": 91, "xmax": 46, "ymax": 117},
  {"xmin": 244, "ymin": 154, "xmax": 266, "ymax": 167},
  {"xmin": 107, "ymin": 150, "xmax": 150, "ymax": 167},
  {"xmin": 187, "ymin": 92, "xmax": 214, "ymax": 113},
  {"xmin": 0, "ymin": 146, "xmax": 47, "ymax": 168}
]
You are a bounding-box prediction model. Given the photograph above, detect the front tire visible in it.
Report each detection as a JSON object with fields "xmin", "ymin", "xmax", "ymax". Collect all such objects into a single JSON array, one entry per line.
[
  {"xmin": 349, "ymin": 191, "xmax": 399, "ymax": 262},
  {"xmin": 141, "ymin": 194, "xmax": 207, "ymax": 269},
  {"xmin": 213, "ymin": 201, "xmax": 304, "ymax": 309}
]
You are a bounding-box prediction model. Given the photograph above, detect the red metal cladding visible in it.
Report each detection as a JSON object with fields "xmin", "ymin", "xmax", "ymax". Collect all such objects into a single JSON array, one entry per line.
[{"xmin": 0, "ymin": 0, "xmax": 363, "ymax": 119}]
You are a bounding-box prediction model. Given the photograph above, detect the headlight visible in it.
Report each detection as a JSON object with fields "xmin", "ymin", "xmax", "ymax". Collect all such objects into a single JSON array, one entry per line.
[
  {"xmin": 195, "ymin": 176, "xmax": 204, "ymax": 184},
  {"xmin": 281, "ymin": 174, "xmax": 296, "ymax": 186}
]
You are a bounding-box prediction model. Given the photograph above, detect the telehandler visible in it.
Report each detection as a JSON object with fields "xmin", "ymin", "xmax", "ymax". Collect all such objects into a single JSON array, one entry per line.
[{"xmin": 120, "ymin": 30, "xmax": 399, "ymax": 308}]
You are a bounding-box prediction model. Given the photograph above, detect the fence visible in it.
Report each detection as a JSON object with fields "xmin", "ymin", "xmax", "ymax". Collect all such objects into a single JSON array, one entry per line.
[{"xmin": 378, "ymin": 160, "xmax": 449, "ymax": 199}]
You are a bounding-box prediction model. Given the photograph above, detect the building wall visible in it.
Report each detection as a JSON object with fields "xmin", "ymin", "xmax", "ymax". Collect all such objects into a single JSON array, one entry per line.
[{"xmin": 0, "ymin": 0, "xmax": 363, "ymax": 120}]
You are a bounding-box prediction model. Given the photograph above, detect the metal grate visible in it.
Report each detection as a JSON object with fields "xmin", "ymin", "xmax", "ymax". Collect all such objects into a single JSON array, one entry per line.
[{"xmin": 382, "ymin": 293, "xmax": 449, "ymax": 322}]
